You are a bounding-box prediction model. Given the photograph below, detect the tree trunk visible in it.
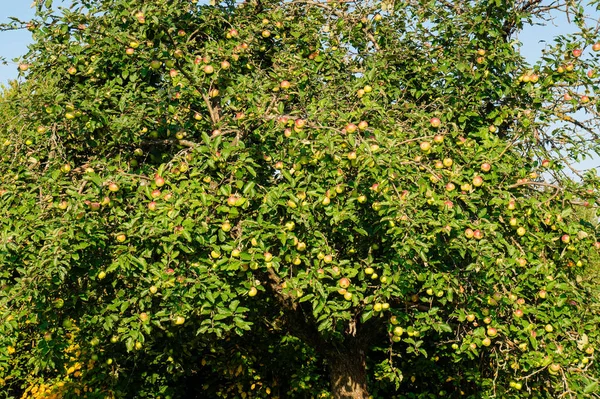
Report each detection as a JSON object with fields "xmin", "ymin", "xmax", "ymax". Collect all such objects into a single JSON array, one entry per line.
[{"xmin": 328, "ymin": 346, "xmax": 369, "ymax": 399}]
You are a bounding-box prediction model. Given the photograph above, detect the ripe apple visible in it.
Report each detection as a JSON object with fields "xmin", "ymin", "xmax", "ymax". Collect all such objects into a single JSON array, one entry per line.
[
  {"xmin": 108, "ymin": 182, "xmax": 119, "ymax": 192},
  {"xmin": 433, "ymin": 134, "xmax": 444, "ymax": 143},
  {"xmin": 339, "ymin": 277, "xmax": 350, "ymax": 289},
  {"xmin": 443, "ymin": 158, "xmax": 453, "ymax": 167},
  {"xmin": 116, "ymin": 234, "xmax": 126, "ymax": 242},
  {"xmin": 507, "ymin": 200, "xmax": 516, "ymax": 210},
  {"xmin": 466, "ymin": 313, "xmax": 476, "ymax": 322},
  {"xmin": 280, "ymin": 80, "xmax": 291, "ymax": 89},
  {"xmin": 248, "ymin": 286, "xmax": 258, "ymax": 297},
  {"xmin": 97, "ymin": 271, "xmax": 106, "ymax": 280},
  {"xmin": 322, "ymin": 196, "xmax": 331, "ymax": 205},
  {"xmin": 572, "ymin": 48, "xmax": 583, "ymax": 57},
  {"xmin": 262, "ymin": 30, "xmax": 271, "ymax": 38},
  {"xmin": 420, "ymin": 141, "xmax": 431, "ymax": 151},
  {"xmin": 539, "ymin": 289, "xmax": 547, "ymax": 299},
  {"xmin": 516, "ymin": 227, "xmax": 526, "ymax": 236},
  {"xmin": 473, "ymin": 229, "xmax": 483, "ymax": 240},
  {"xmin": 472, "ymin": 176, "xmax": 484, "ymax": 187},
  {"xmin": 581, "ymin": 95, "xmax": 590, "ymax": 103},
  {"xmin": 221, "ymin": 221, "xmax": 232, "ymax": 232},
  {"xmin": 487, "ymin": 327, "xmax": 497, "ymax": 337},
  {"xmin": 135, "ymin": 11, "xmax": 145, "ymax": 23},
  {"xmin": 541, "ymin": 159, "xmax": 550, "ymax": 168},
  {"xmin": 150, "ymin": 60, "xmax": 162, "ymax": 70},
  {"xmin": 67, "ymin": 66, "xmax": 77, "ymax": 75},
  {"xmin": 358, "ymin": 121, "xmax": 368, "ymax": 130},
  {"xmin": 561, "ymin": 234, "xmax": 570, "ymax": 244},
  {"xmin": 548, "ymin": 363, "xmax": 561, "ymax": 375},
  {"xmin": 481, "ymin": 162, "xmax": 491, "ymax": 172},
  {"xmin": 477, "ymin": 48, "xmax": 486, "ymax": 56},
  {"xmin": 465, "ymin": 228, "xmax": 474, "ymax": 238},
  {"xmin": 148, "ymin": 201, "xmax": 157, "ymax": 211},
  {"xmin": 18, "ymin": 63, "xmax": 30, "ymax": 72},
  {"xmin": 149, "ymin": 286, "xmax": 158, "ymax": 294},
  {"xmin": 545, "ymin": 324, "xmax": 553, "ymax": 333},
  {"xmin": 345, "ymin": 123, "xmax": 358, "ymax": 134},
  {"xmin": 58, "ymin": 200, "xmax": 68, "ymax": 210},
  {"xmin": 155, "ymin": 175, "xmax": 165, "ymax": 187},
  {"xmin": 445, "ymin": 182, "xmax": 455, "ymax": 192},
  {"xmin": 593, "ymin": 43, "xmax": 600, "ymax": 52},
  {"xmin": 126, "ymin": 47, "xmax": 135, "ymax": 55},
  {"xmin": 434, "ymin": 160, "xmax": 444, "ymax": 169},
  {"xmin": 323, "ymin": 254, "xmax": 333, "ymax": 263},
  {"xmin": 566, "ymin": 63, "xmax": 574, "ymax": 71},
  {"xmin": 347, "ymin": 151, "xmax": 357, "ymax": 160},
  {"xmin": 203, "ymin": 65, "xmax": 214, "ymax": 74},
  {"xmin": 482, "ymin": 337, "xmax": 491, "ymax": 347},
  {"xmin": 430, "ymin": 117, "xmax": 441, "ymax": 128},
  {"xmin": 344, "ymin": 292, "xmax": 353, "ymax": 301},
  {"xmin": 514, "ymin": 309, "xmax": 524, "ymax": 318},
  {"xmin": 516, "ymin": 258, "xmax": 527, "ymax": 267}
]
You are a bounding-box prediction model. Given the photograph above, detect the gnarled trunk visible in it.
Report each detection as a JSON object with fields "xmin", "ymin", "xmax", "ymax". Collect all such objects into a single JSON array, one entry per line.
[{"xmin": 328, "ymin": 346, "xmax": 369, "ymax": 399}]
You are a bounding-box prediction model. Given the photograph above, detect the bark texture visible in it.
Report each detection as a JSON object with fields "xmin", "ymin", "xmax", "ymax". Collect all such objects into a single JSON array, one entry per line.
[{"xmin": 328, "ymin": 346, "xmax": 369, "ymax": 399}]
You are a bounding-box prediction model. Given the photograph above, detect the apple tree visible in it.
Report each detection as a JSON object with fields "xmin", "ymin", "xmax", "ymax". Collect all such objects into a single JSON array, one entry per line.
[{"xmin": 2, "ymin": 0, "xmax": 600, "ymax": 398}]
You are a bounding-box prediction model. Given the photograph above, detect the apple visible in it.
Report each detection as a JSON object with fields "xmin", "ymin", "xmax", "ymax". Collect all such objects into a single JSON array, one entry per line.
[
  {"xmin": 481, "ymin": 162, "xmax": 491, "ymax": 172},
  {"xmin": 581, "ymin": 95, "xmax": 590, "ymax": 103},
  {"xmin": 358, "ymin": 121, "xmax": 368, "ymax": 130},
  {"xmin": 108, "ymin": 182, "xmax": 119, "ymax": 192},
  {"xmin": 482, "ymin": 337, "xmax": 491, "ymax": 347},
  {"xmin": 150, "ymin": 60, "xmax": 162, "ymax": 70},
  {"xmin": 472, "ymin": 176, "xmax": 484, "ymax": 187},
  {"xmin": 363, "ymin": 85, "xmax": 373, "ymax": 93},
  {"xmin": 435, "ymin": 160, "xmax": 444, "ymax": 169},
  {"xmin": 548, "ymin": 363, "xmax": 561, "ymax": 375},
  {"xmin": 345, "ymin": 123, "xmax": 358, "ymax": 134},
  {"xmin": 473, "ymin": 229, "xmax": 483, "ymax": 240},
  {"xmin": 203, "ymin": 65, "xmax": 214, "ymax": 74},
  {"xmin": 347, "ymin": 151, "xmax": 357, "ymax": 160},
  {"xmin": 572, "ymin": 48, "xmax": 583, "ymax": 57},
  {"xmin": 248, "ymin": 287, "xmax": 258, "ymax": 297},
  {"xmin": 516, "ymin": 258, "xmax": 527, "ymax": 267},
  {"xmin": 61, "ymin": 163, "xmax": 72, "ymax": 173},
  {"xmin": 477, "ymin": 48, "xmax": 486, "ymax": 56},
  {"xmin": 338, "ymin": 277, "xmax": 350, "ymax": 289},
  {"xmin": 430, "ymin": 117, "xmax": 441, "ymax": 128},
  {"xmin": 57, "ymin": 200, "xmax": 68, "ymax": 210},
  {"xmin": 151, "ymin": 189, "xmax": 161, "ymax": 199},
  {"xmin": 566, "ymin": 63, "xmax": 574, "ymax": 71},
  {"xmin": 148, "ymin": 201, "xmax": 157, "ymax": 211},
  {"xmin": 155, "ymin": 175, "xmax": 165, "ymax": 187},
  {"xmin": 97, "ymin": 271, "xmax": 106, "ymax": 280},
  {"xmin": 561, "ymin": 234, "xmax": 570, "ymax": 244},
  {"xmin": 280, "ymin": 80, "xmax": 291, "ymax": 89},
  {"xmin": 487, "ymin": 327, "xmax": 497, "ymax": 337},
  {"xmin": 514, "ymin": 309, "xmax": 524, "ymax": 318},
  {"xmin": 483, "ymin": 316, "xmax": 492, "ymax": 324},
  {"xmin": 592, "ymin": 43, "xmax": 600, "ymax": 52},
  {"xmin": 507, "ymin": 200, "xmax": 516, "ymax": 210},
  {"xmin": 420, "ymin": 141, "xmax": 431, "ymax": 151},
  {"xmin": 221, "ymin": 221, "xmax": 232, "ymax": 232},
  {"xmin": 116, "ymin": 234, "xmax": 126, "ymax": 242},
  {"xmin": 445, "ymin": 182, "xmax": 455, "ymax": 192},
  {"xmin": 516, "ymin": 227, "xmax": 526, "ymax": 236},
  {"xmin": 135, "ymin": 10, "xmax": 145, "ymax": 23},
  {"xmin": 373, "ymin": 303, "xmax": 383, "ymax": 312},
  {"xmin": 296, "ymin": 242, "xmax": 306, "ymax": 251},
  {"xmin": 322, "ymin": 196, "xmax": 331, "ymax": 205},
  {"xmin": 149, "ymin": 286, "xmax": 158, "ymax": 295},
  {"xmin": 539, "ymin": 290, "xmax": 547, "ymax": 299},
  {"xmin": 174, "ymin": 316, "xmax": 185, "ymax": 325},
  {"xmin": 465, "ymin": 228, "xmax": 474, "ymax": 239},
  {"xmin": 344, "ymin": 292, "xmax": 353, "ymax": 301},
  {"xmin": 18, "ymin": 63, "xmax": 30, "ymax": 72},
  {"xmin": 323, "ymin": 254, "xmax": 333, "ymax": 263},
  {"xmin": 588, "ymin": 69, "xmax": 596, "ymax": 78},
  {"xmin": 545, "ymin": 324, "xmax": 553, "ymax": 333},
  {"xmin": 262, "ymin": 30, "xmax": 271, "ymax": 38},
  {"xmin": 67, "ymin": 66, "xmax": 77, "ymax": 75},
  {"xmin": 126, "ymin": 47, "xmax": 135, "ymax": 55}
]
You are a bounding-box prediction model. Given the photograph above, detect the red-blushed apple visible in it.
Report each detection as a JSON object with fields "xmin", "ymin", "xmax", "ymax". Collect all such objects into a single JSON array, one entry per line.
[
  {"xmin": 433, "ymin": 134, "xmax": 444, "ymax": 143},
  {"xmin": 487, "ymin": 327, "xmax": 497, "ymax": 337},
  {"xmin": 566, "ymin": 63, "xmax": 574, "ymax": 71},
  {"xmin": 108, "ymin": 182, "xmax": 119, "ymax": 192},
  {"xmin": 203, "ymin": 65, "xmax": 214, "ymax": 74},
  {"xmin": 516, "ymin": 258, "xmax": 527, "ymax": 267},
  {"xmin": 295, "ymin": 119, "xmax": 306, "ymax": 129},
  {"xmin": 155, "ymin": 175, "xmax": 165, "ymax": 187},
  {"xmin": 148, "ymin": 201, "xmax": 157, "ymax": 211},
  {"xmin": 466, "ymin": 314, "xmax": 476, "ymax": 322},
  {"xmin": 435, "ymin": 160, "xmax": 444, "ymax": 169},
  {"xmin": 445, "ymin": 182, "xmax": 455, "ymax": 192},
  {"xmin": 465, "ymin": 228, "xmax": 474, "ymax": 239},
  {"xmin": 280, "ymin": 80, "xmax": 291, "ymax": 89},
  {"xmin": 509, "ymin": 217, "xmax": 518, "ymax": 227},
  {"xmin": 482, "ymin": 337, "xmax": 491, "ymax": 346},
  {"xmin": 508, "ymin": 200, "xmax": 516, "ymax": 210},
  {"xmin": 473, "ymin": 229, "xmax": 483, "ymax": 240},
  {"xmin": 430, "ymin": 117, "xmax": 441, "ymax": 128},
  {"xmin": 169, "ymin": 69, "xmax": 178, "ymax": 78},
  {"xmin": 477, "ymin": 48, "xmax": 486, "ymax": 56},
  {"xmin": 572, "ymin": 48, "xmax": 582, "ymax": 57},
  {"xmin": 593, "ymin": 43, "xmax": 600, "ymax": 52},
  {"xmin": 345, "ymin": 123, "xmax": 357, "ymax": 133},
  {"xmin": 67, "ymin": 66, "xmax": 77, "ymax": 75},
  {"xmin": 481, "ymin": 162, "xmax": 491, "ymax": 172},
  {"xmin": 151, "ymin": 189, "xmax": 161, "ymax": 199},
  {"xmin": 588, "ymin": 69, "xmax": 596, "ymax": 78},
  {"xmin": 338, "ymin": 277, "xmax": 350, "ymax": 289},
  {"xmin": 541, "ymin": 159, "xmax": 550, "ymax": 168},
  {"xmin": 19, "ymin": 63, "xmax": 30, "ymax": 72},
  {"xmin": 581, "ymin": 95, "xmax": 590, "ymax": 103},
  {"xmin": 116, "ymin": 234, "xmax": 126, "ymax": 242},
  {"xmin": 420, "ymin": 141, "xmax": 431, "ymax": 151},
  {"xmin": 561, "ymin": 234, "xmax": 570, "ymax": 244},
  {"xmin": 358, "ymin": 121, "xmax": 368, "ymax": 130},
  {"xmin": 126, "ymin": 47, "xmax": 135, "ymax": 55},
  {"xmin": 347, "ymin": 151, "xmax": 357, "ymax": 160},
  {"xmin": 472, "ymin": 175, "xmax": 484, "ymax": 187},
  {"xmin": 514, "ymin": 309, "xmax": 524, "ymax": 318}
]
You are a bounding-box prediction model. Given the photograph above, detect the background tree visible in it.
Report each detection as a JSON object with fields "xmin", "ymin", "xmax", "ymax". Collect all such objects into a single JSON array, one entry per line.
[{"xmin": 2, "ymin": 0, "xmax": 600, "ymax": 398}]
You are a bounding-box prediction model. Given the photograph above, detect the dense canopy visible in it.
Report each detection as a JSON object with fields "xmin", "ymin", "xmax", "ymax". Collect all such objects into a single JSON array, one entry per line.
[{"xmin": 2, "ymin": 0, "xmax": 600, "ymax": 398}]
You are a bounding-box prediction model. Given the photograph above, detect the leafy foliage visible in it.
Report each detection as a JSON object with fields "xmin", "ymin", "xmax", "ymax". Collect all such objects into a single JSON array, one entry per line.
[{"xmin": 2, "ymin": 0, "xmax": 600, "ymax": 397}]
